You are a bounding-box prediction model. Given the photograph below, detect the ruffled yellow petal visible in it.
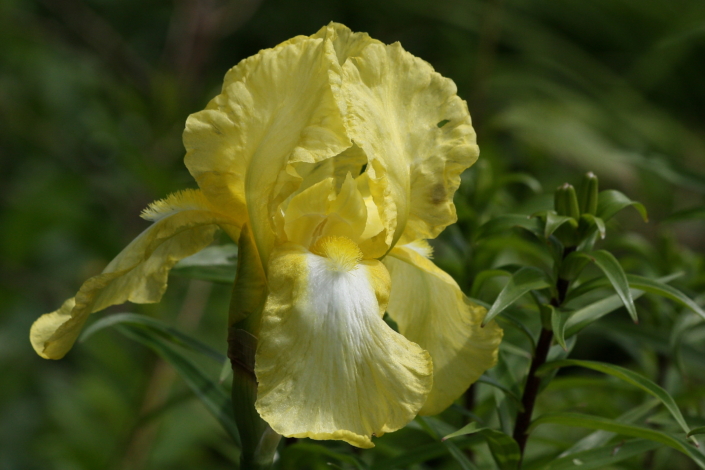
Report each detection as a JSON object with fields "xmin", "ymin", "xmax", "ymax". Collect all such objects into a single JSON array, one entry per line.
[
  {"xmin": 339, "ymin": 41, "xmax": 479, "ymax": 246},
  {"xmin": 255, "ymin": 242, "xmax": 433, "ymax": 448},
  {"xmin": 383, "ymin": 243, "xmax": 502, "ymax": 415},
  {"xmin": 311, "ymin": 22, "xmax": 383, "ymax": 66},
  {"xmin": 184, "ymin": 33, "xmax": 352, "ymax": 270},
  {"xmin": 30, "ymin": 190, "xmax": 238, "ymax": 359}
]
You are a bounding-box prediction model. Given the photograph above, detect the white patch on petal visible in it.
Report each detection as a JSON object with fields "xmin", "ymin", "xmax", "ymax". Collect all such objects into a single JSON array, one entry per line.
[
  {"xmin": 255, "ymin": 244, "xmax": 432, "ymax": 448},
  {"xmin": 306, "ymin": 253, "xmax": 377, "ymax": 348}
]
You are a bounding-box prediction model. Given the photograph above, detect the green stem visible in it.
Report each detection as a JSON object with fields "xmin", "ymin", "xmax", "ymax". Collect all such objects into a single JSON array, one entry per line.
[
  {"xmin": 229, "ymin": 328, "xmax": 281, "ymax": 469},
  {"xmin": 512, "ymin": 247, "xmax": 574, "ymax": 459}
]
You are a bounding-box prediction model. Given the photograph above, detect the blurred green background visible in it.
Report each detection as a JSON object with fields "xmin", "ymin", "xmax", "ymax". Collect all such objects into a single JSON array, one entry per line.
[{"xmin": 2, "ymin": 0, "xmax": 705, "ymax": 468}]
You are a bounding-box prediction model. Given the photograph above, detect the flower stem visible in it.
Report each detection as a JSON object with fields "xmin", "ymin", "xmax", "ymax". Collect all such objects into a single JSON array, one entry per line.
[
  {"xmin": 229, "ymin": 328, "xmax": 281, "ymax": 469},
  {"xmin": 512, "ymin": 327, "xmax": 553, "ymax": 455},
  {"xmin": 512, "ymin": 247, "xmax": 574, "ymax": 458}
]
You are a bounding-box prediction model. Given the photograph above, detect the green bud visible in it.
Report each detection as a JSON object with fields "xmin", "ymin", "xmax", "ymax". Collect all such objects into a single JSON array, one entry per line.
[
  {"xmin": 554, "ymin": 183, "xmax": 580, "ymax": 219},
  {"xmin": 577, "ymin": 172, "xmax": 599, "ymax": 215}
]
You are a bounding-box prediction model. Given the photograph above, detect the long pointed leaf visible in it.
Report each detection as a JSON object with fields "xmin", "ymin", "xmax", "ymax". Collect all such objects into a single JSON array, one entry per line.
[
  {"xmin": 537, "ymin": 360, "xmax": 696, "ymax": 444},
  {"xmin": 564, "ymin": 291, "xmax": 641, "ymax": 337},
  {"xmin": 550, "ymin": 307, "xmax": 572, "ymax": 351},
  {"xmin": 528, "ymin": 413, "xmax": 705, "ymax": 469},
  {"xmin": 115, "ymin": 325, "xmax": 240, "ymax": 446},
  {"xmin": 470, "ymin": 269, "xmax": 512, "ymax": 298},
  {"xmin": 556, "ymin": 399, "xmax": 660, "ymax": 457},
  {"xmin": 544, "ymin": 211, "xmax": 577, "ymax": 238},
  {"xmin": 443, "ymin": 422, "xmax": 521, "ymax": 470},
  {"xmin": 534, "ymin": 439, "xmax": 660, "ymax": 470},
  {"xmin": 627, "ymin": 274, "xmax": 705, "ymax": 321},
  {"xmin": 81, "ymin": 313, "xmax": 226, "ymax": 363},
  {"xmin": 597, "ymin": 190, "xmax": 648, "ymax": 222},
  {"xmin": 482, "ymin": 267, "xmax": 553, "ymax": 326},
  {"xmin": 476, "ymin": 375, "xmax": 524, "ymax": 411},
  {"xmin": 563, "ymin": 274, "xmax": 683, "ymax": 337},
  {"xmin": 369, "ymin": 436, "xmax": 478, "ymax": 470},
  {"xmin": 572, "ymin": 250, "xmax": 638, "ymax": 323},
  {"xmin": 417, "ymin": 417, "xmax": 479, "ymax": 470},
  {"xmin": 470, "ymin": 296, "xmax": 537, "ymax": 351}
]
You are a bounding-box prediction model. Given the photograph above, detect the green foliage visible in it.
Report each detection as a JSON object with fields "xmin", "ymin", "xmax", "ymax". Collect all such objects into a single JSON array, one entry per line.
[{"xmin": 3, "ymin": 0, "xmax": 705, "ymax": 469}]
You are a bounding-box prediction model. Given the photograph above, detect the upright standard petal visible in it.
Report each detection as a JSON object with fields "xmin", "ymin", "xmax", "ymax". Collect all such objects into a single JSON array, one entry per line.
[
  {"xmin": 30, "ymin": 190, "xmax": 239, "ymax": 359},
  {"xmin": 383, "ymin": 243, "xmax": 502, "ymax": 416},
  {"xmin": 311, "ymin": 22, "xmax": 382, "ymax": 66},
  {"xmin": 340, "ymin": 41, "xmax": 479, "ymax": 246},
  {"xmin": 255, "ymin": 241, "xmax": 433, "ymax": 448},
  {"xmin": 184, "ymin": 34, "xmax": 352, "ymax": 270}
]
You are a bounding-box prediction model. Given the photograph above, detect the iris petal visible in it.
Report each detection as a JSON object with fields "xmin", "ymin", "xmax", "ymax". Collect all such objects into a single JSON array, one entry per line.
[
  {"xmin": 383, "ymin": 244, "xmax": 502, "ymax": 415},
  {"xmin": 340, "ymin": 40, "xmax": 479, "ymax": 246},
  {"xmin": 30, "ymin": 190, "xmax": 238, "ymax": 359},
  {"xmin": 255, "ymin": 243, "xmax": 433, "ymax": 448},
  {"xmin": 184, "ymin": 34, "xmax": 352, "ymax": 269}
]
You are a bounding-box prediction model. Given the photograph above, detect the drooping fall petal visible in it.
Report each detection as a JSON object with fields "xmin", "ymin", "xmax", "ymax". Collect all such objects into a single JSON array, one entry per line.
[
  {"xmin": 383, "ymin": 242, "xmax": 502, "ymax": 415},
  {"xmin": 30, "ymin": 190, "xmax": 238, "ymax": 359},
  {"xmin": 255, "ymin": 241, "xmax": 433, "ymax": 448}
]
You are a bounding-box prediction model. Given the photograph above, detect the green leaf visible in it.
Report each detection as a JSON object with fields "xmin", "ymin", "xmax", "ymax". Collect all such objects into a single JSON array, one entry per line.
[
  {"xmin": 482, "ymin": 267, "xmax": 553, "ymax": 326},
  {"xmin": 474, "ymin": 214, "xmax": 543, "ymax": 241},
  {"xmin": 538, "ymin": 360, "xmax": 696, "ymax": 444},
  {"xmin": 417, "ymin": 417, "xmax": 479, "ymax": 470},
  {"xmin": 443, "ymin": 422, "xmax": 521, "ymax": 470},
  {"xmin": 282, "ymin": 442, "xmax": 368, "ymax": 470},
  {"xmin": 579, "ymin": 213, "xmax": 606, "ymax": 239},
  {"xmin": 533, "ymin": 439, "xmax": 661, "ymax": 470},
  {"xmin": 572, "ymin": 250, "xmax": 638, "ymax": 323},
  {"xmin": 597, "ymin": 190, "xmax": 648, "ymax": 222},
  {"xmin": 469, "ymin": 296, "xmax": 537, "ymax": 351},
  {"xmin": 563, "ymin": 275, "xmax": 611, "ymax": 303},
  {"xmin": 81, "ymin": 313, "xmax": 226, "ymax": 363},
  {"xmin": 370, "ymin": 437, "xmax": 477, "ymax": 470},
  {"xmin": 495, "ymin": 315, "xmax": 537, "ymax": 353},
  {"xmin": 114, "ymin": 325, "xmax": 240, "ymax": 446},
  {"xmin": 476, "ymin": 375, "xmax": 525, "ymax": 412},
  {"xmin": 564, "ymin": 291, "xmax": 639, "ymax": 337},
  {"xmin": 563, "ymin": 273, "xmax": 683, "ymax": 336},
  {"xmin": 689, "ymin": 427, "xmax": 705, "ymax": 438},
  {"xmin": 528, "ymin": 413, "xmax": 705, "ymax": 469},
  {"xmin": 172, "ymin": 244, "xmax": 238, "ymax": 284},
  {"xmin": 626, "ymin": 274, "xmax": 705, "ymax": 321},
  {"xmin": 470, "ymin": 269, "xmax": 512, "ymax": 298},
  {"xmin": 555, "ymin": 399, "xmax": 660, "ymax": 457},
  {"xmin": 550, "ymin": 307, "xmax": 572, "ymax": 351},
  {"xmin": 545, "ymin": 211, "xmax": 577, "ymax": 238}
]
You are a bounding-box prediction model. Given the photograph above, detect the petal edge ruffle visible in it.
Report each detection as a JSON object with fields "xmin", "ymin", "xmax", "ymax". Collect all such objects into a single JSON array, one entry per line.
[
  {"xmin": 255, "ymin": 243, "xmax": 433, "ymax": 447},
  {"xmin": 31, "ymin": 190, "xmax": 238, "ymax": 359},
  {"xmin": 383, "ymin": 244, "xmax": 502, "ymax": 415}
]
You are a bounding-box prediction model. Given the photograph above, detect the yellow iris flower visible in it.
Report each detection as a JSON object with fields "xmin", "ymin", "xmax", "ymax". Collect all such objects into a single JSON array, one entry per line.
[{"xmin": 30, "ymin": 23, "xmax": 502, "ymax": 448}]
